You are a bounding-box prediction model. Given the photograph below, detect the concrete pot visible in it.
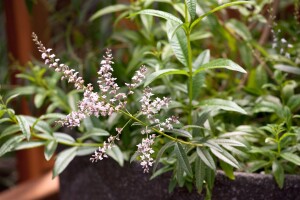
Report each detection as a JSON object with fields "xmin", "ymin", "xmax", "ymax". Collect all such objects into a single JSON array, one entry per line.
[{"xmin": 59, "ymin": 155, "xmax": 300, "ymax": 200}]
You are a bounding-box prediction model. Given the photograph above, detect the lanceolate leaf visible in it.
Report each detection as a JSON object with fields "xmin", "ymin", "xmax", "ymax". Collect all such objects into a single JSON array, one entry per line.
[
  {"xmin": 89, "ymin": 4, "xmax": 129, "ymax": 21},
  {"xmin": 165, "ymin": 129, "xmax": 192, "ymax": 139},
  {"xmin": 106, "ymin": 146, "xmax": 124, "ymax": 167},
  {"xmin": 196, "ymin": 147, "xmax": 216, "ymax": 170},
  {"xmin": 15, "ymin": 141, "xmax": 44, "ymax": 150},
  {"xmin": 0, "ymin": 124, "xmax": 21, "ymax": 139},
  {"xmin": 44, "ymin": 140, "xmax": 58, "ymax": 161},
  {"xmin": 274, "ymin": 64, "xmax": 300, "ymax": 75},
  {"xmin": 211, "ymin": 148, "xmax": 240, "ymax": 169},
  {"xmin": 16, "ymin": 115, "xmax": 31, "ymax": 140},
  {"xmin": 0, "ymin": 135, "xmax": 25, "ymax": 157},
  {"xmin": 272, "ymin": 160, "xmax": 284, "ymax": 188},
  {"xmin": 190, "ymin": 1, "xmax": 253, "ymax": 31},
  {"xmin": 186, "ymin": 0, "xmax": 196, "ymax": 20},
  {"xmin": 195, "ymin": 156, "xmax": 205, "ymax": 192},
  {"xmin": 153, "ymin": 141, "xmax": 175, "ymax": 172},
  {"xmin": 137, "ymin": 9, "xmax": 183, "ymax": 24},
  {"xmin": 193, "ymin": 50, "xmax": 210, "ymax": 68},
  {"xmin": 199, "ymin": 98, "xmax": 247, "ymax": 115},
  {"xmin": 150, "ymin": 166, "xmax": 173, "ymax": 180},
  {"xmin": 53, "ymin": 132, "xmax": 75, "ymax": 144},
  {"xmin": 53, "ymin": 147, "xmax": 77, "ymax": 178},
  {"xmin": 280, "ymin": 152, "xmax": 300, "ymax": 166},
  {"xmin": 166, "ymin": 21, "xmax": 189, "ymax": 67},
  {"xmin": 78, "ymin": 128, "xmax": 110, "ymax": 141},
  {"xmin": 144, "ymin": 69, "xmax": 189, "ymax": 86},
  {"xmin": 194, "ymin": 59, "xmax": 247, "ymax": 74},
  {"xmin": 174, "ymin": 143, "xmax": 193, "ymax": 177},
  {"xmin": 213, "ymin": 139, "xmax": 246, "ymax": 147},
  {"xmin": 176, "ymin": 160, "xmax": 185, "ymax": 186}
]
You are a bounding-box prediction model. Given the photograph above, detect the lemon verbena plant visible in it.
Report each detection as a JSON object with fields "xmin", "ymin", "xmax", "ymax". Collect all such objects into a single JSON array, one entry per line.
[{"xmin": 0, "ymin": 0, "xmax": 254, "ymax": 197}]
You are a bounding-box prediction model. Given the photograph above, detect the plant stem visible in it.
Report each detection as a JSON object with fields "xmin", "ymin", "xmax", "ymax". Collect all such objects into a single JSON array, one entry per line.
[
  {"xmin": 186, "ymin": 29, "xmax": 193, "ymax": 125},
  {"xmin": 119, "ymin": 110, "xmax": 202, "ymax": 147}
]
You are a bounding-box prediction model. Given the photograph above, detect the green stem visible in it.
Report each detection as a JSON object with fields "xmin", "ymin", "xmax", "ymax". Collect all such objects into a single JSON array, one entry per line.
[
  {"xmin": 119, "ymin": 110, "xmax": 202, "ymax": 147},
  {"xmin": 186, "ymin": 29, "xmax": 193, "ymax": 125}
]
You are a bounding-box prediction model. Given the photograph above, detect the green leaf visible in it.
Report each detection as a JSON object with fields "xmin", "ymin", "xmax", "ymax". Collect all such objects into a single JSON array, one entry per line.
[
  {"xmin": 0, "ymin": 135, "xmax": 25, "ymax": 157},
  {"xmin": 176, "ymin": 160, "xmax": 185, "ymax": 186},
  {"xmin": 53, "ymin": 132, "xmax": 75, "ymax": 144},
  {"xmin": 23, "ymin": 116, "xmax": 52, "ymax": 135},
  {"xmin": 213, "ymin": 139, "xmax": 246, "ymax": 147},
  {"xmin": 195, "ymin": 156, "xmax": 206, "ymax": 192},
  {"xmin": 192, "ymin": 72, "xmax": 205, "ymax": 100},
  {"xmin": 44, "ymin": 140, "xmax": 58, "ymax": 161},
  {"xmin": 166, "ymin": 21, "xmax": 189, "ymax": 67},
  {"xmin": 41, "ymin": 113, "xmax": 66, "ymax": 119},
  {"xmin": 272, "ymin": 160, "xmax": 284, "ymax": 188},
  {"xmin": 77, "ymin": 128, "xmax": 110, "ymax": 141},
  {"xmin": 199, "ymin": 98, "xmax": 247, "ymax": 115},
  {"xmin": 136, "ymin": 9, "xmax": 183, "ymax": 24},
  {"xmin": 194, "ymin": 59, "xmax": 247, "ymax": 74},
  {"xmin": 150, "ymin": 166, "xmax": 172, "ymax": 180},
  {"xmin": 190, "ymin": 1, "xmax": 253, "ymax": 31},
  {"xmin": 287, "ymin": 94, "xmax": 300, "ymax": 111},
  {"xmin": 211, "ymin": 148, "xmax": 240, "ymax": 168},
  {"xmin": 0, "ymin": 118, "xmax": 13, "ymax": 124},
  {"xmin": 153, "ymin": 141, "xmax": 175, "ymax": 172},
  {"xmin": 247, "ymin": 160, "xmax": 269, "ymax": 173},
  {"xmin": 130, "ymin": 151, "xmax": 140, "ymax": 163},
  {"xmin": 196, "ymin": 147, "xmax": 216, "ymax": 170},
  {"xmin": 0, "ymin": 124, "xmax": 21, "ymax": 139},
  {"xmin": 89, "ymin": 4, "xmax": 129, "ymax": 21},
  {"xmin": 16, "ymin": 115, "xmax": 31, "ymax": 140},
  {"xmin": 280, "ymin": 152, "xmax": 300, "ymax": 166},
  {"xmin": 14, "ymin": 141, "xmax": 44, "ymax": 150},
  {"xmin": 106, "ymin": 146, "xmax": 124, "ymax": 167},
  {"xmin": 7, "ymin": 86, "xmax": 37, "ymax": 98},
  {"xmin": 193, "ymin": 50, "xmax": 210, "ymax": 68},
  {"xmin": 205, "ymin": 167, "xmax": 215, "ymax": 190},
  {"xmin": 274, "ymin": 64, "xmax": 300, "ymax": 75},
  {"xmin": 220, "ymin": 161, "xmax": 235, "ymax": 180},
  {"xmin": 34, "ymin": 93, "xmax": 47, "ymax": 108},
  {"xmin": 165, "ymin": 129, "xmax": 192, "ymax": 139},
  {"xmin": 5, "ymin": 94, "xmax": 20, "ymax": 105},
  {"xmin": 174, "ymin": 143, "xmax": 193, "ymax": 177},
  {"xmin": 76, "ymin": 147, "xmax": 95, "ymax": 156},
  {"xmin": 186, "ymin": 0, "xmax": 196, "ymax": 20},
  {"xmin": 53, "ymin": 147, "xmax": 77, "ymax": 178},
  {"xmin": 226, "ymin": 19, "xmax": 252, "ymax": 41},
  {"xmin": 204, "ymin": 140, "xmax": 223, "ymax": 152},
  {"xmin": 144, "ymin": 69, "xmax": 189, "ymax": 86}
]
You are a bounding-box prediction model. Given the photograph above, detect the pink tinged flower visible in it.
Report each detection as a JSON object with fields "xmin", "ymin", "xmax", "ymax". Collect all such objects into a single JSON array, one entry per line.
[{"xmin": 41, "ymin": 53, "xmax": 47, "ymax": 59}]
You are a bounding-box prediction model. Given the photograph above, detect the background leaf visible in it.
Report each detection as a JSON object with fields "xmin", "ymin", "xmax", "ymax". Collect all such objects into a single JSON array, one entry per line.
[
  {"xmin": 53, "ymin": 147, "xmax": 77, "ymax": 178},
  {"xmin": 175, "ymin": 143, "xmax": 193, "ymax": 177}
]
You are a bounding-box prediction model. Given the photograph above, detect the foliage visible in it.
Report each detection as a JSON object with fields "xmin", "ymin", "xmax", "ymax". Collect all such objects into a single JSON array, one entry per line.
[{"xmin": 0, "ymin": 0, "xmax": 299, "ymax": 199}]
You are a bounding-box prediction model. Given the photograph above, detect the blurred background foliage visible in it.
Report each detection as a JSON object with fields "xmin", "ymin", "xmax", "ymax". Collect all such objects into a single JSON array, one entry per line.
[{"xmin": 0, "ymin": 0, "xmax": 299, "ymax": 191}]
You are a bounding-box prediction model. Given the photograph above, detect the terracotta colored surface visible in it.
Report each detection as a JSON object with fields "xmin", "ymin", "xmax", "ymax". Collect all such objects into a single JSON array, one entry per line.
[
  {"xmin": 4, "ymin": 0, "xmax": 54, "ymax": 183},
  {"xmin": 0, "ymin": 171, "xmax": 59, "ymax": 200}
]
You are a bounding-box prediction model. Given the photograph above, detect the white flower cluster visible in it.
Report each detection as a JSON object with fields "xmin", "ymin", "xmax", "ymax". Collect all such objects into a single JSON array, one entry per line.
[
  {"xmin": 126, "ymin": 65, "xmax": 147, "ymax": 94},
  {"xmin": 32, "ymin": 33, "xmax": 180, "ymax": 172},
  {"xmin": 33, "ymin": 33, "xmax": 85, "ymax": 90},
  {"xmin": 140, "ymin": 87, "xmax": 170, "ymax": 120},
  {"xmin": 137, "ymin": 134, "xmax": 156, "ymax": 173},
  {"xmin": 33, "ymin": 33, "xmax": 147, "ymax": 127},
  {"xmin": 90, "ymin": 128, "xmax": 123, "ymax": 162}
]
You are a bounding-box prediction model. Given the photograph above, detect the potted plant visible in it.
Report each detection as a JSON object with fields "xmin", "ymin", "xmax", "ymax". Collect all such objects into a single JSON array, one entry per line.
[{"xmin": 0, "ymin": 0, "xmax": 299, "ymax": 199}]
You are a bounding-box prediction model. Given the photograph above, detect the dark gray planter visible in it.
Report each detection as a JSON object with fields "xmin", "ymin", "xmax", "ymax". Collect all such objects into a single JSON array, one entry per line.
[{"xmin": 59, "ymin": 156, "xmax": 300, "ymax": 200}]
